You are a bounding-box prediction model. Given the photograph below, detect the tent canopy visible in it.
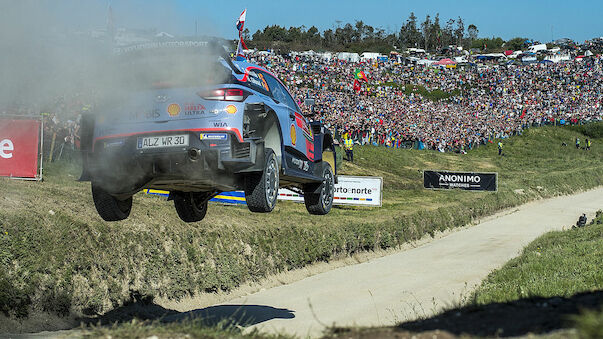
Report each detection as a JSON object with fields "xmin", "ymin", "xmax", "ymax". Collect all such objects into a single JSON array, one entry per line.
[{"xmin": 434, "ymin": 58, "xmax": 456, "ymax": 65}]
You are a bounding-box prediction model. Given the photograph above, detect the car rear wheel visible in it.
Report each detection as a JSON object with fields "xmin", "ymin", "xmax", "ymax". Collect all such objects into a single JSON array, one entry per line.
[
  {"xmin": 91, "ymin": 184, "xmax": 133, "ymax": 221},
  {"xmin": 245, "ymin": 149, "xmax": 279, "ymax": 213},
  {"xmin": 304, "ymin": 162, "xmax": 334, "ymax": 215},
  {"xmin": 173, "ymin": 192, "xmax": 209, "ymax": 222}
]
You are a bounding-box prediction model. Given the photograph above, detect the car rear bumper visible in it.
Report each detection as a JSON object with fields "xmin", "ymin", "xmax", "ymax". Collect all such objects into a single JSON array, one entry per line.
[{"xmin": 85, "ymin": 130, "xmax": 262, "ymax": 195}]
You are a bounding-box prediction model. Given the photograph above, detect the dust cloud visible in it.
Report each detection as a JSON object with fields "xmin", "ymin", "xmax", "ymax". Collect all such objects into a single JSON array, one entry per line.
[{"xmin": 0, "ymin": 0, "xmax": 226, "ymax": 113}]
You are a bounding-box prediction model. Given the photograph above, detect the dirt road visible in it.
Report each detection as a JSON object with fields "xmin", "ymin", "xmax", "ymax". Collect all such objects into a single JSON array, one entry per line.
[{"xmin": 173, "ymin": 188, "xmax": 603, "ymax": 338}]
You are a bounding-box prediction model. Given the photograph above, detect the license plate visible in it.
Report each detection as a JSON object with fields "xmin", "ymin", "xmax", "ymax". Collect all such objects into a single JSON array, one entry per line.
[{"xmin": 137, "ymin": 134, "xmax": 189, "ymax": 149}]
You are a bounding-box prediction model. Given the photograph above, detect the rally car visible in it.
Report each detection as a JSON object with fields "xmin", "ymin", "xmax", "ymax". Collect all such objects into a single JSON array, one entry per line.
[{"xmin": 79, "ymin": 42, "xmax": 337, "ymax": 222}]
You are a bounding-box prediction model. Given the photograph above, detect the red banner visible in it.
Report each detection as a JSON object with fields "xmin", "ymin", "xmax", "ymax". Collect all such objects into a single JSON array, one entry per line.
[{"xmin": 0, "ymin": 118, "xmax": 40, "ymax": 178}]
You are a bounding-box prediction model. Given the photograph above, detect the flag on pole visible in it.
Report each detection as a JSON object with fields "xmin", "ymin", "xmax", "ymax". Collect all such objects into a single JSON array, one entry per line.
[
  {"xmin": 236, "ymin": 9, "xmax": 246, "ymax": 32},
  {"xmin": 235, "ymin": 9, "xmax": 248, "ymax": 60},
  {"xmin": 354, "ymin": 69, "xmax": 368, "ymax": 82}
]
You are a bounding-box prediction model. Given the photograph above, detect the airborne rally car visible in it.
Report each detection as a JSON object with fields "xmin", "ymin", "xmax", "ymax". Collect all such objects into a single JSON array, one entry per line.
[{"xmin": 80, "ymin": 42, "xmax": 337, "ymax": 222}]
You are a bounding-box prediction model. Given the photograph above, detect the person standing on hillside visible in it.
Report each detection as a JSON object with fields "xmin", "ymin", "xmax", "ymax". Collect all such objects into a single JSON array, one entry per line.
[
  {"xmin": 586, "ymin": 138, "xmax": 591, "ymax": 151},
  {"xmin": 497, "ymin": 141, "xmax": 503, "ymax": 156},
  {"xmin": 575, "ymin": 137, "xmax": 580, "ymax": 149},
  {"xmin": 343, "ymin": 133, "xmax": 354, "ymax": 162}
]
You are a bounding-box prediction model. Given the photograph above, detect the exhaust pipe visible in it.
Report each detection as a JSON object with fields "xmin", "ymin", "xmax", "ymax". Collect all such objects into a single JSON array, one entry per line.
[{"xmin": 188, "ymin": 148, "xmax": 201, "ymax": 161}]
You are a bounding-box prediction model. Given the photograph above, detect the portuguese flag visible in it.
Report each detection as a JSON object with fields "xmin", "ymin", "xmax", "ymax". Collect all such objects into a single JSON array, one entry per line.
[{"xmin": 354, "ymin": 69, "xmax": 368, "ymax": 82}]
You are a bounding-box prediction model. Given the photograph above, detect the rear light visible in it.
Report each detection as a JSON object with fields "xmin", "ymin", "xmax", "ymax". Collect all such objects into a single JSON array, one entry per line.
[{"xmin": 198, "ymin": 88, "xmax": 248, "ymax": 102}]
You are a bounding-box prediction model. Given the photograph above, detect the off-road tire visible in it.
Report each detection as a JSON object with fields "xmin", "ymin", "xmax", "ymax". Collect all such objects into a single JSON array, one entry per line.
[
  {"xmin": 304, "ymin": 162, "xmax": 334, "ymax": 215},
  {"xmin": 173, "ymin": 192, "xmax": 209, "ymax": 222},
  {"xmin": 91, "ymin": 184, "xmax": 132, "ymax": 221},
  {"xmin": 245, "ymin": 149, "xmax": 279, "ymax": 213}
]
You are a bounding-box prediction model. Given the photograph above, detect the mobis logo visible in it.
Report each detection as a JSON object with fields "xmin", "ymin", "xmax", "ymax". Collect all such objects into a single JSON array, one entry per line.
[{"xmin": 0, "ymin": 139, "xmax": 14, "ymax": 159}]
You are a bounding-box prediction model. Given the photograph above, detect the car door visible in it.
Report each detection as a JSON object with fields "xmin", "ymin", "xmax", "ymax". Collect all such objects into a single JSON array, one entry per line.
[{"xmin": 261, "ymin": 72, "xmax": 315, "ymax": 163}]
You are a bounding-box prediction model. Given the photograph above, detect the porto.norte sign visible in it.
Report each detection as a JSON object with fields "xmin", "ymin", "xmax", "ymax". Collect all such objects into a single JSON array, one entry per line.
[
  {"xmin": 279, "ymin": 175, "xmax": 383, "ymax": 207},
  {"xmin": 0, "ymin": 118, "xmax": 41, "ymax": 179},
  {"xmin": 423, "ymin": 170, "xmax": 497, "ymax": 192}
]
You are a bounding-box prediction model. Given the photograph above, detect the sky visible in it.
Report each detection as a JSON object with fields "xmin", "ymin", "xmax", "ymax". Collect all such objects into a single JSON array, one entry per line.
[{"xmin": 54, "ymin": 0, "xmax": 603, "ymax": 43}]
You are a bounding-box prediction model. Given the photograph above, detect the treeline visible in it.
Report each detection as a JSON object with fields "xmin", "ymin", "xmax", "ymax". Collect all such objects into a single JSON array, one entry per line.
[
  {"xmin": 247, "ymin": 13, "xmax": 538, "ymax": 53},
  {"xmin": 248, "ymin": 12, "xmax": 495, "ymax": 53}
]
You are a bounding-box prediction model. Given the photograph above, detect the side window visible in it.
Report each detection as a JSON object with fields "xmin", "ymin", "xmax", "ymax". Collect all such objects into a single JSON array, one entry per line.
[{"xmin": 262, "ymin": 72, "xmax": 299, "ymax": 111}]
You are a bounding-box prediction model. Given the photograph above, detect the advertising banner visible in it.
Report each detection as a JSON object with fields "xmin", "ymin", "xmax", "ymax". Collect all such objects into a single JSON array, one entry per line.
[
  {"xmin": 146, "ymin": 176, "xmax": 383, "ymax": 207},
  {"xmin": 423, "ymin": 170, "xmax": 497, "ymax": 192},
  {"xmin": 0, "ymin": 118, "xmax": 41, "ymax": 179},
  {"xmin": 278, "ymin": 175, "xmax": 383, "ymax": 207}
]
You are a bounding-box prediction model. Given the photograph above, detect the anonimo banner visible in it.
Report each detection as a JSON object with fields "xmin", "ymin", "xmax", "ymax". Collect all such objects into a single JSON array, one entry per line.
[
  {"xmin": 0, "ymin": 118, "xmax": 42, "ymax": 179},
  {"xmin": 423, "ymin": 170, "xmax": 497, "ymax": 192}
]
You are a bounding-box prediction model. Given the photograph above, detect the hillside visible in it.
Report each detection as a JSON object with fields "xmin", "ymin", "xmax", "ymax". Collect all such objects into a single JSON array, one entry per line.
[{"xmin": 1, "ymin": 123, "xmax": 602, "ymax": 331}]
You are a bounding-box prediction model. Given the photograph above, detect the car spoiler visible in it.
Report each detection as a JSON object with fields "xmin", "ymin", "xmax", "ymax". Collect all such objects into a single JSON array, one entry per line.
[{"xmin": 210, "ymin": 41, "xmax": 244, "ymax": 75}]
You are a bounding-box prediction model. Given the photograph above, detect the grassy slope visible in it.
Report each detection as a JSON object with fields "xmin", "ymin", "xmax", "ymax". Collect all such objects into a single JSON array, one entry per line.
[
  {"xmin": 1, "ymin": 124, "xmax": 603, "ymax": 321},
  {"xmin": 473, "ymin": 211, "xmax": 603, "ymax": 304}
]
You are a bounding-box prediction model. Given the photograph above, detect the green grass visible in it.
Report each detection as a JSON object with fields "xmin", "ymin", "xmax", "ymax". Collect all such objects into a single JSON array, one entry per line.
[
  {"xmin": 1, "ymin": 123, "xmax": 602, "ymax": 323},
  {"xmin": 472, "ymin": 211, "xmax": 603, "ymax": 304}
]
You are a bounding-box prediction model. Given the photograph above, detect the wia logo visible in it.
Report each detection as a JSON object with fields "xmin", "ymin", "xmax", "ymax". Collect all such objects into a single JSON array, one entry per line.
[
  {"xmin": 213, "ymin": 122, "xmax": 228, "ymax": 128},
  {"xmin": 0, "ymin": 139, "xmax": 14, "ymax": 159}
]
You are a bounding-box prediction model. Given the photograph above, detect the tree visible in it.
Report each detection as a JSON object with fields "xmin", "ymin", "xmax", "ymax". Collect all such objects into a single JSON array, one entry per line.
[
  {"xmin": 468, "ymin": 24, "xmax": 478, "ymax": 42},
  {"xmin": 429, "ymin": 13, "xmax": 441, "ymax": 50},
  {"xmin": 505, "ymin": 37, "xmax": 530, "ymax": 51},
  {"xmin": 454, "ymin": 17, "xmax": 464, "ymax": 46},
  {"xmin": 421, "ymin": 14, "xmax": 431, "ymax": 50},
  {"xmin": 400, "ymin": 12, "xmax": 420, "ymax": 48},
  {"xmin": 443, "ymin": 18, "xmax": 455, "ymax": 47}
]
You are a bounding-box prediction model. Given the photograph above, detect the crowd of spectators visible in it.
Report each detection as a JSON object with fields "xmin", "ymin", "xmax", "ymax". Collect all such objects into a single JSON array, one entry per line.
[
  {"xmin": 2, "ymin": 51, "xmax": 602, "ymax": 156},
  {"xmin": 248, "ymin": 52, "xmax": 603, "ymax": 152}
]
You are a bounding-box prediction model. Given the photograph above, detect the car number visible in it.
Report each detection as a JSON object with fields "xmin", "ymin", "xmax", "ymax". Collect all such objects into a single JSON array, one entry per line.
[{"xmin": 137, "ymin": 134, "xmax": 189, "ymax": 149}]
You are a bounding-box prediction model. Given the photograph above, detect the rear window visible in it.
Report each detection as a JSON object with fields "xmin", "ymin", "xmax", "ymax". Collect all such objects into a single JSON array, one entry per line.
[{"xmin": 107, "ymin": 47, "xmax": 232, "ymax": 90}]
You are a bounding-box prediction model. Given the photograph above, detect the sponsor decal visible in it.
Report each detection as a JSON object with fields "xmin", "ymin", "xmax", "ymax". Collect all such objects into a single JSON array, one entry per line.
[
  {"xmin": 155, "ymin": 95, "xmax": 169, "ymax": 103},
  {"xmin": 291, "ymin": 157, "xmax": 309, "ymax": 171},
  {"xmin": 104, "ymin": 139, "xmax": 124, "ymax": 148},
  {"xmin": 225, "ymin": 105, "xmax": 237, "ymax": 114},
  {"xmin": 113, "ymin": 41, "xmax": 209, "ymax": 55},
  {"xmin": 200, "ymin": 133, "xmax": 227, "ymax": 141},
  {"xmin": 213, "ymin": 121, "xmax": 228, "ymax": 128},
  {"xmin": 209, "ymin": 105, "xmax": 238, "ymax": 115},
  {"xmin": 183, "ymin": 103, "xmax": 207, "ymax": 115},
  {"xmin": 167, "ymin": 103, "xmax": 181, "ymax": 117},
  {"xmin": 257, "ymin": 73, "xmax": 270, "ymax": 92},
  {"xmin": 127, "ymin": 109, "xmax": 160, "ymax": 120},
  {"xmin": 290, "ymin": 124, "xmax": 296, "ymax": 146},
  {"xmin": 302, "ymin": 125, "xmax": 313, "ymax": 142},
  {"xmin": 0, "ymin": 139, "xmax": 14, "ymax": 159}
]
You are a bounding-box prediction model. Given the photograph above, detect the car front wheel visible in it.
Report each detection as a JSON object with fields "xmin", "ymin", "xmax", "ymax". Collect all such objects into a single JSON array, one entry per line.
[
  {"xmin": 304, "ymin": 162, "xmax": 334, "ymax": 215},
  {"xmin": 245, "ymin": 149, "xmax": 279, "ymax": 213}
]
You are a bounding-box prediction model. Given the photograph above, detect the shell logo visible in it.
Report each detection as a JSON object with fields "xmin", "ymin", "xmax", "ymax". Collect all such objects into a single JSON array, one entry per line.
[
  {"xmin": 225, "ymin": 105, "xmax": 237, "ymax": 114},
  {"xmin": 290, "ymin": 124, "xmax": 296, "ymax": 146},
  {"xmin": 167, "ymin": 103, "xmax": 181, "ymax": 117}
]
